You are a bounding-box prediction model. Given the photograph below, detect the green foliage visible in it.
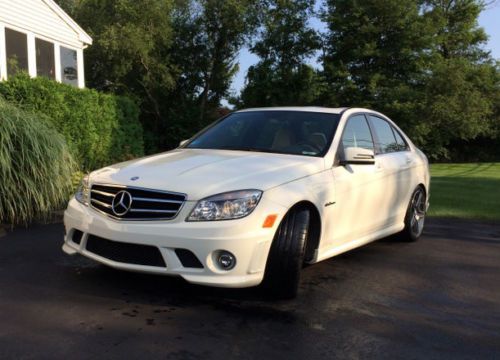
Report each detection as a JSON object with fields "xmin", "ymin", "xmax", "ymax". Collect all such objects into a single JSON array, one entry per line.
[
  {"xmin": 429, "ymin": 163, "xmax": 500, "ymax": 220},
  {"xmin": 320, "ymin": 0, "xmax": 499, "ymax": 160},
  {"xmin": 321, "ymin": 0, "xmax": 432, "ymax": 110},
  {"xmin": 58, "ymin": 0, "xmax": 499, "ymax": 161},
  {"xmin": 68, "ymin": 0, "xmax": 259, "ymax": 151},
  {"xmin": 70, "ymin": 0, "xmax": 176, "ymax": 152},
  {"xmin": 73, "ymin": 0, "xmax": 175, "ymax": 94},
  {"xmin": 239, "ymin": 0, "xmax": 322, "ymax": 107},
  {"xmin": 416, "ymin": 59, "xmax": 498, "ymax": 158},
  {"xmin": 0, "ymin": 98, "xmax": 77, "ymax": 225},
  {"xmin": 0, "ymin": 74, "xmax": 143, "ymax": 170},
  {"xmin": 192, "ymin": 0, "xmax": 260, "ymax": 121},
  {"xmin": 423, "ymin": 0, "xmax": 488, "ymax": 61}
]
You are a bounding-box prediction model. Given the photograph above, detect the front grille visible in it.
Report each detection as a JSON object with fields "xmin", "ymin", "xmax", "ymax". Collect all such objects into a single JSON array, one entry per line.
[
  {"xmin": 90, "ymin": 183, "xmax": 186, "ymax": 220},
  {"xmin": 86, "ymin": 235, "xmax": 166, "ymax": 268}
]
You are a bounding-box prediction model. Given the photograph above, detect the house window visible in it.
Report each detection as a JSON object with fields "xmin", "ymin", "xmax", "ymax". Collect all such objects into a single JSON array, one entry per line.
[
  {"xmin": 5, "ymin": 28, "xmax": 28, "ymax": 77},
  {"xmin": 35, "ymin": 38, "xmax": 55, "ymax": 79},
  {"xmin": 60, "ymin": 46, "xmax": 78, "ymax": 86}
]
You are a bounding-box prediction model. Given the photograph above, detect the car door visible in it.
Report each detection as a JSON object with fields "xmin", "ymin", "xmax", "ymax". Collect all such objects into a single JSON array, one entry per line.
[
  {"xmin": 330, "ymin": 114, "xmax": 384, "ymax": 247},
  {"xmin": 367, "ymin": 115, "xmax": 412, "ymax": 226}
]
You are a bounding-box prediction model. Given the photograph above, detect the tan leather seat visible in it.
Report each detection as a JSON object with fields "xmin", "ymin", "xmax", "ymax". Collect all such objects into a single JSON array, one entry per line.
[{"xmin": 307, "ymin": 132, "xmax": 327, "ymax": 150}]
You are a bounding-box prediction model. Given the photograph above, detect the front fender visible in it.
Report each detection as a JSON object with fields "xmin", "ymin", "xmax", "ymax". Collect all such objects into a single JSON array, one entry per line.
[{"xmin": 264, "ymin": 170, "xmax": 333, "ymax": 258}]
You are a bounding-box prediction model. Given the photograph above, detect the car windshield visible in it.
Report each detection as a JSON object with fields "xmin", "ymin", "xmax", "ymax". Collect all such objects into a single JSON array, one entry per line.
[{"xmin": 185, "ymin": 111, "xmax": 340, "ymax": 157}]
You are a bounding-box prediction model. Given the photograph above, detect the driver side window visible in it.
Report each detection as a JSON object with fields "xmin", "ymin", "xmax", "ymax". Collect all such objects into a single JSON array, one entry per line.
[{"xmin": 341, "ymin": 115, "xmax": 374, "ymax": 151}]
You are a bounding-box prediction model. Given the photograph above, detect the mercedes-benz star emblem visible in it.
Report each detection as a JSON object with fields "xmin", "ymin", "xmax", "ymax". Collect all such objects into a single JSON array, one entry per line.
[{"xmin": 111, "ymin": 190, "xmax": 133, "ymax": 216}]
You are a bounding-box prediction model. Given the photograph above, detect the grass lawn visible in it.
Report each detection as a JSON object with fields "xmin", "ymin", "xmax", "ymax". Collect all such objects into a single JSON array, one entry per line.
[{"xmin": 428, "ymin": 163, "xmax": 500, "ymax": 221}]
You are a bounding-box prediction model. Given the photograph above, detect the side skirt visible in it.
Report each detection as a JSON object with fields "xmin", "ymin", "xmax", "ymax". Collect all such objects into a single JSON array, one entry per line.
[{"xmin": 314, "ymin": 223, "xmax": 405, "ymax": 263}]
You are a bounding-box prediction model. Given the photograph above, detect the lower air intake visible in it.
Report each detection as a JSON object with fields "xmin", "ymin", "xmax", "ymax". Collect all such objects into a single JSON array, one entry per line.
[{"xmin": 86, "ymin": 235, "xmax": 166, "ymax": 268}]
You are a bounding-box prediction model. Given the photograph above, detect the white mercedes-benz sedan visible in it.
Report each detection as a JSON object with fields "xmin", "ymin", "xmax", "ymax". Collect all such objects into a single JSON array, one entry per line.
[{"xmin": 63, "ymin": 107, "xmax": 429, "ymax": 298}]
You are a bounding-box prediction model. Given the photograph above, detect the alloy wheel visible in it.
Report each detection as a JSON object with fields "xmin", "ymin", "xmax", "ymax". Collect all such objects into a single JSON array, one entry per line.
[{"xmin": 410, "ymin": 188, "xmax": 426, "ymax": 237}]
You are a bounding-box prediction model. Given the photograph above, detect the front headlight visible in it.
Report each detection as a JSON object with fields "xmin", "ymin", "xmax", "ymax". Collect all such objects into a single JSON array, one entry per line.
[
  {"xmin": 75, "ymin": 175, "xmax": 90, "ymax": 206},
  {"xmin": 187, "ymin": 190, "xmax": 262, "ymax": 221}
]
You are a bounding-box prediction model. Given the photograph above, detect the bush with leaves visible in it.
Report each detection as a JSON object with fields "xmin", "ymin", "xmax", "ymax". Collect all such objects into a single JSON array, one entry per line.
[
  {"xmin": 0, "ymin": 99, "xmax": 77, "ymax": 225},
  {"xmin": 0, "ymin": 74, "xmax": 144, "ymax": 170}
]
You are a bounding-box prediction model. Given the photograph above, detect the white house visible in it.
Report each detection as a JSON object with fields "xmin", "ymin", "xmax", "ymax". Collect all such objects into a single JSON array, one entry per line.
[{"xmin": 0, "ymin": 0, "xmax": 92, "ymax": 88}]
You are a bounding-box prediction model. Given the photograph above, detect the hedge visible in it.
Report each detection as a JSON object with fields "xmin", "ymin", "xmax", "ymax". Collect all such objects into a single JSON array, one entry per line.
[
  {"xmin": 0, "ymin": 98, "xmax": 76, "ymax": 225},
  {"xmin": 0, "ymin": 74, "xmax": 144, "ymax": 170}
]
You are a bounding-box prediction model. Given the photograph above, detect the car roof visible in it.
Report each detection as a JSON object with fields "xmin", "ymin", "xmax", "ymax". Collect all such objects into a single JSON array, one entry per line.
[{"xmin": 236, "ymin": 106, "xmax": 349, "ymax": 114}]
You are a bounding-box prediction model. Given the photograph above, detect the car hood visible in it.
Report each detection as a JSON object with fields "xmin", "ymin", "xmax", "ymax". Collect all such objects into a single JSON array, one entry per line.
[{"xmin": 90, "ymin": 149, "xmax": 325, "ymax": 200}]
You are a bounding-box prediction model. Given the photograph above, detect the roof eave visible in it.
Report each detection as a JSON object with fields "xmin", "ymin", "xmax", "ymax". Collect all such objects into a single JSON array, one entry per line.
[{"xmin": 42, "ymin": 0, "xmax": 93, "ymax": 45}]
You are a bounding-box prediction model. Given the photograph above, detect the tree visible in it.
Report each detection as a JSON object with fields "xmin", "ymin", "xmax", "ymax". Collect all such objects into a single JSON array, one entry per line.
[
  {"xmin": 69, "ymin": 0, "xmax": 176, "ymax": 151},
  {"xmin": 239, "ymin": 0, "xmax": 321, "ymax": 107},
  {"xmin": 423, "ymin": 0, "xmax": 489, "ymax": 61},
  {"xmin": 56, "ymin": 0, "xmax": 79, "ymax": 15},
  {"xmin": 68, "ymin": 0, "xmax": 257, "ymax": 151},
  {"xmin": 321, "ymin": 0, "xmax": 499, "ymax": 159},
  {"xmin": 321, "ymin": 0, "xmax": 432, "ymax": 112},
  {"xmin": 149, "ymin": 0, "xmax": 259, "ymax": 147},
  {"xmin": 196, "ymin": 0, "xmax": 258, "ymax": 122},
  {"xmin": 416, "ymin": 0, "xmax": 498, "ymax": 158}
]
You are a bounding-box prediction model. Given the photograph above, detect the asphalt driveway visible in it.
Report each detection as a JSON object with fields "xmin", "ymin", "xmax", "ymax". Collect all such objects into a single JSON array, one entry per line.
[{"xmin": 0, "ymin": 218, "xmax": 499, "ymax": 359}]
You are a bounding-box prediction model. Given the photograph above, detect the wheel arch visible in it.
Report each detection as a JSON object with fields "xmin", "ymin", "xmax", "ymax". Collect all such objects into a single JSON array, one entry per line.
[
  {"xmin": 416, "ymin": 182, "xmax": 427, "ymax": 196},
  {"xmin": 285, "ymin": 200, "xmax": 321, "ymax": 263}
]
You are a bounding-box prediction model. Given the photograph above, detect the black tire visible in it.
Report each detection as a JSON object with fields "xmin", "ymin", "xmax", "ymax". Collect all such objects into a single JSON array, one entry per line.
[
  {"xmin": 399, "ymin": 186, "xmax": 427, "ymax": 242},
  {"xmin": 262, "ymin": 207, "xmax": 310, "ymax": 299}
]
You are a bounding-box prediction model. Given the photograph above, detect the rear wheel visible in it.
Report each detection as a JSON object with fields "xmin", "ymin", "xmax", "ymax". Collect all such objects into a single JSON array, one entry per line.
[
  {"xmin": 400, "ymin": 187, "xmax": 426, "ymax": 241},
  {"xmin": 262, "ymin": 207, "xmax": 310, "ymax": 299}
]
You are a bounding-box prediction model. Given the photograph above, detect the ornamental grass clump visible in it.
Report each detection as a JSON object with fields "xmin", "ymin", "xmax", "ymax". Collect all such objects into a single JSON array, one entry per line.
[{"xmin": 0, "ymin": 98, "xmax": 76, "ymax": 225}]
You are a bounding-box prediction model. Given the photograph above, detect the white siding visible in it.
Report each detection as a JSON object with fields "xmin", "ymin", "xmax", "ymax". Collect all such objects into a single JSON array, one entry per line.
[{"xmin": 0, "ymin": 0, "xmax": 83, "ymax": 49}]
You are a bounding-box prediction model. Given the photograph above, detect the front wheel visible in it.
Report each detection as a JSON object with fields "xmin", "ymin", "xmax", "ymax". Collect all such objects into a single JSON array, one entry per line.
[
  {"xmin": 400, "ymin": 187, "xmax": 427, "ymax": 241},
  {"xmin": 262, "ymin": 207, "xmax": 310, "ymax": 299}
]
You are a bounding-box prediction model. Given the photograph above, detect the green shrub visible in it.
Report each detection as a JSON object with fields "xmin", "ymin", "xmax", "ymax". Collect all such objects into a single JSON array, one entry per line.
[
  {"xmin": 0, "ymin": 74, "xmax": 144, "ymax": 170},
  {"xmin": 0, "ymin": 98, "xmax": 76, "ymax": 225}
]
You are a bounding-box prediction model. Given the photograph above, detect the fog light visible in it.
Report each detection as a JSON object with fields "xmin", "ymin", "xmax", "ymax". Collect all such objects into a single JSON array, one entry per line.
[{"xmin": 216, "ymin": 251, "xmax": 236, "ymax": 270}]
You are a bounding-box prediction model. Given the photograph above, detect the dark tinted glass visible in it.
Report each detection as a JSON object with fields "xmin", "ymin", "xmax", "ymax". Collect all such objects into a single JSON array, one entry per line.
[
  {"xmin": 60, "ymin": 47, "xmax": 78, "ymax": 86},
  {"xmin": 5, "ymin": 28, "xmax": 28, "ymax": 77},
  {"xmin": 36, "ymin": 38, "xmax": 55, "ymax": 79},
  {"xmin": 392, "ymin": 127, "xmax": 409, "ymax": 151},
  {"xmin": 369, "ymin": 116, "xmax": 398, "ymax": 154},
  {"xmin": 186, "ymin": 111, "xmax": 340, "ymax": 157},
  {"xmin": 341, "ymin": 115, "xmax": 374, "ymax": 151}
]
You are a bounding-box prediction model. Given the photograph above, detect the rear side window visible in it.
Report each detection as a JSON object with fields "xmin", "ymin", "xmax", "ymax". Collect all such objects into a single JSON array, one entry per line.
[
  {"xmin": 341, "ymin": 115, "xmax": 374, "ymax": 151},
  {"xmin": 392, "ymin": 128, "xmax": 410, "ymax": 151},
  {"xmin": 369, "ymin": 116, "xmax": 398, "ymax": 154}
]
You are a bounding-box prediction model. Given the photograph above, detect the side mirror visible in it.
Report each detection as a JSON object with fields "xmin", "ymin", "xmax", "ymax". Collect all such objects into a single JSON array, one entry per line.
[
  {"xmin": 179, "ymin": 139, "xmax": 189, "ymax": 147},
  {"xmin": 340, "ymin": 147, "xmax": 375, "ymax": 165}
]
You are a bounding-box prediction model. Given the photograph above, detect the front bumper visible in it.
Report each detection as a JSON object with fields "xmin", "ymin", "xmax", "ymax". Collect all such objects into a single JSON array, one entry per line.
[{"xmin": 63, "ymin": 196, "xmax": 286, "ymax": 288}]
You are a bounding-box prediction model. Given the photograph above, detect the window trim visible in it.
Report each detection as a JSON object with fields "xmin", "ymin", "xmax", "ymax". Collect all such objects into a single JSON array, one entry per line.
[
  {"xmin": 367, "ymin": 114, "xmax": 403, "ymax": 155},
  {"xmin": 390, "ymin": 125, "xmax": 410, "ymax": 152},
  {"xmin": 335, "ymin": 112, "xmax": 376, "ymax": 165},
  {"xmin": 59, "ymin": 45, "xmax": 79, "ymax": 86},
  {"xmin": 0, "ymin": 22, "xmax": 83, "ymax": 87},
  {"xmin": 0, "ymin": 23, "xmax": 6, "ymax": 81},
  {"xmin": 4, "ymin": 27, "xmax": 29, "ymax": 77},
  {"xmin": 35, "ymin": 37, "xmax": 56, "ymax": 80}
]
